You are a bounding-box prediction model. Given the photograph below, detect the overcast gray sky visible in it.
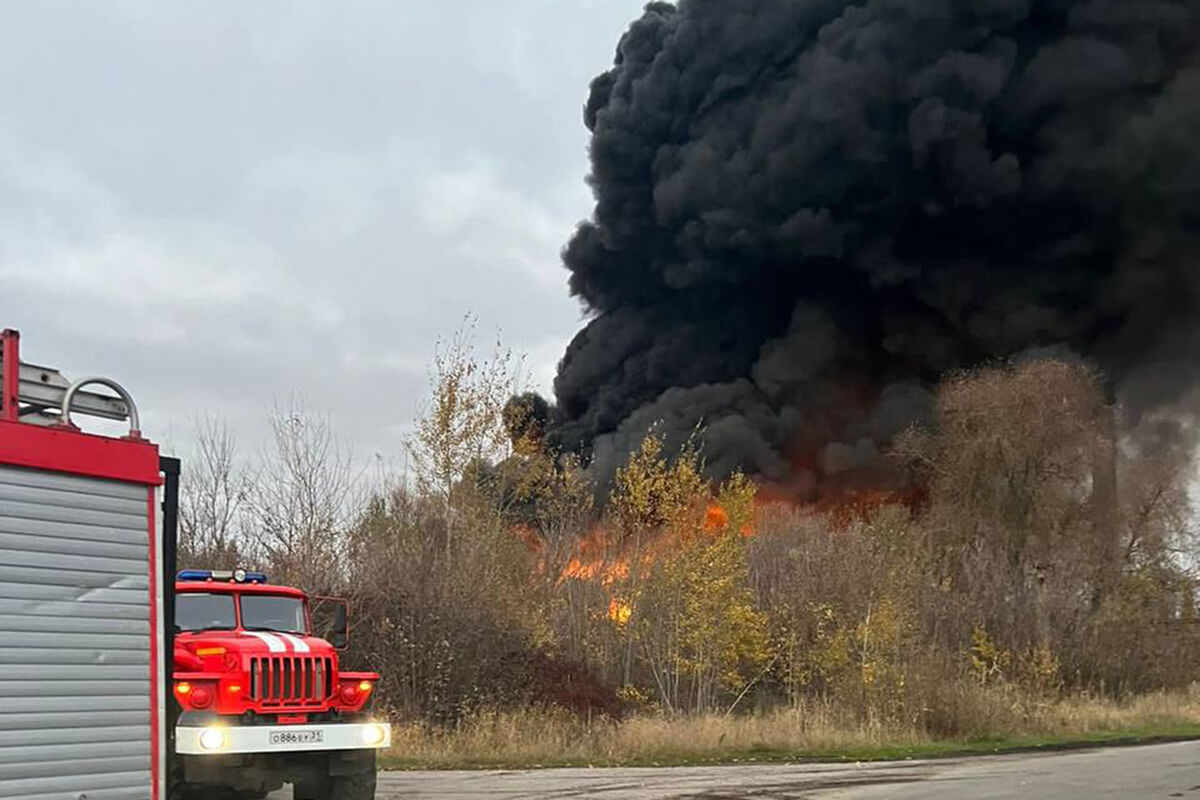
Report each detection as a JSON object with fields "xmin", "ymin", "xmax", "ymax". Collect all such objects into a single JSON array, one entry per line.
[{"xmin": 1, "ymin": 1, "xmax": 644, "ymax": 463}]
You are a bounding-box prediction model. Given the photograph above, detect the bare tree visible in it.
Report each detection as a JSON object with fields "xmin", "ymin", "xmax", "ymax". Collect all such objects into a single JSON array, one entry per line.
[
  {"xmin": 178, "ymin": 416, "xmax": 248, "ymax": 569},
  {"xmin": 243, "ymin": 401, "xmax": 362, "ymax": 592},
  {"xmin": 895, "ymin": 360, "xmax": 1111, "ymax": 640}
]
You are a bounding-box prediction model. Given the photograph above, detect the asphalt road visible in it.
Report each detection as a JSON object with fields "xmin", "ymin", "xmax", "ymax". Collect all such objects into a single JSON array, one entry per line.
[{"xmin": 269, "ymin": 740, "xmax": 1200, "ymax": 798}]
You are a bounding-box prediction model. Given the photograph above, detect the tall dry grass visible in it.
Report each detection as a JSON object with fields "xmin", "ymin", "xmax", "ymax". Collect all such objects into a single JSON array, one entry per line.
[{"xmin": 384, "ymin": 684, "xmax": 1200, "ymax": 768}]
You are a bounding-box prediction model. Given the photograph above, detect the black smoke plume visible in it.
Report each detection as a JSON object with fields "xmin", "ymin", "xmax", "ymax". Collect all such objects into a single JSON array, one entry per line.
[{"xmin": 551, "ymin": 0, "xmax": 1200, "ymax": 496}]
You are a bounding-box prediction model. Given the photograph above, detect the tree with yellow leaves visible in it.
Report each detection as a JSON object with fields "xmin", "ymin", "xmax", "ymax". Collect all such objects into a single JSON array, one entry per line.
[{"xmin": 608, "ymin": 433, "xmax": 770, "ymax": 712}]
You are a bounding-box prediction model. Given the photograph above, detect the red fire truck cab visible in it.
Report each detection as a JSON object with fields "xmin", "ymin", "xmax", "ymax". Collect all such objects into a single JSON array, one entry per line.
[{"xmin": 172, "ymin": 570, "xmax": 388, "ymax": 799}]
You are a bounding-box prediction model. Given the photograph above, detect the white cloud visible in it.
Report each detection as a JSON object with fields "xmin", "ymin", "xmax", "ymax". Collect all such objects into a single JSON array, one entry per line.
[{"xmin": 0, "ymin": 0, "xmax": 644, "ymax": 464}]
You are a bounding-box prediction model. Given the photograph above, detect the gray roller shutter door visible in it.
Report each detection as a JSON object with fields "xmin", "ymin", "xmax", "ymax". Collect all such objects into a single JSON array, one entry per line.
[{"xmin": 0, "ymin": 464, "xmax": 152, "ymax": 800}]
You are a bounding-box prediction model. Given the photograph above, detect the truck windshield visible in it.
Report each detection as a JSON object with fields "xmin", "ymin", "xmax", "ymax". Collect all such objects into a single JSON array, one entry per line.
[
  {"xmin": 176, "ymin": 592, "xmax": 236, "ymax": 632},
  {"xmin": 240, "ymin": 595, "xmax": 307, "ymax": 635}
]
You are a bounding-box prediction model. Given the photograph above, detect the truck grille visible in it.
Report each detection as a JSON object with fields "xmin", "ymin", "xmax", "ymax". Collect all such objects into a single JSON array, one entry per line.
[{"xmin": 249, "ymin": 656, "xmax": 333, "ymax": 706}]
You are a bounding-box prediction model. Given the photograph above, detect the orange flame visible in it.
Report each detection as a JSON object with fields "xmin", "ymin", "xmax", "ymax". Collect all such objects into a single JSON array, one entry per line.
[
  {"xmin": 704, "ymin": 503, "xmax": 756, "ymax": 537},
  {"xmin": 556, "ymin": 525, "xmax": 630, "ymax": 587},
  {"xmin": 704, "ymin": 504, "xmax": 729, "ymax": 531},
  {"xmin": 561, "ymin": 554, "xmax": 629, "ymax": 586},
  {"xmin": 560, "ymin": 504, "xmax": 752, "ymax": 589},
  {"xmin": 607, "ymin": 597, "xmax": 632, "ymax": 626},
  {"xmin": 551, "ymin": 485, "xmax": 921, "ymax": 628}
]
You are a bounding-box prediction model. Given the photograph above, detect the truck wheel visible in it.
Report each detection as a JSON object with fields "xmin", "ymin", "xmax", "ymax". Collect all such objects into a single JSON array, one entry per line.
[
  {"xmin": 293, "ymin": 779, "xmax": 325, "ymax": 800},
  {"xmin": 328, "ymin": 769, "xmax": 377, "ymax": 800},
  {"xmin": 295, "ymin": 770, "xmax": 376, "ymax": 800}
]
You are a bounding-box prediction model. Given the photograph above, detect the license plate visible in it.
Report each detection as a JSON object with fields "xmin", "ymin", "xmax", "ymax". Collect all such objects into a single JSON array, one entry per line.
[{"xmin": 269, "ymin": 729, "xmax": 324, "ymax": 746}]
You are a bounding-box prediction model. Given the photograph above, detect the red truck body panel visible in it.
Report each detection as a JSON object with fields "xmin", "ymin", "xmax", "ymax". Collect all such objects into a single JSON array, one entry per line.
[{"xmin": 0, "ymin": 329, "xmax": 166, "ymax": 800}]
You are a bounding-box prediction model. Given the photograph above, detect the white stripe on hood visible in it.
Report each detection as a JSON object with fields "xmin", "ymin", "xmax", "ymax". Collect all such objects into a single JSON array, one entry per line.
[
  {"xmin": 243, "ymin": 631, "xmax": 286, "ymax": 652},
  {"xmin": 278, "ymin": 633, "xmax": 310, "ymax": 653}
]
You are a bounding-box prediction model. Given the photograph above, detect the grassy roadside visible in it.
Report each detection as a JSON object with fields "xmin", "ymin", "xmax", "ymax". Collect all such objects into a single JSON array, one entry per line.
[
  {"xmin": 380, "ymin": 726, "xmax": 1200, "ymax": 770},
  {"xmin": 378, "ymin": 691, "xmax": 1200, "ymax": 771}
]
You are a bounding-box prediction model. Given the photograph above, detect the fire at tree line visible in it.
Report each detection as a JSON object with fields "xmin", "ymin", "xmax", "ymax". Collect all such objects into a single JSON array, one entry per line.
[{"xmin": 177, "ymin": 338, "xmax": 1199, "ymax": 741}]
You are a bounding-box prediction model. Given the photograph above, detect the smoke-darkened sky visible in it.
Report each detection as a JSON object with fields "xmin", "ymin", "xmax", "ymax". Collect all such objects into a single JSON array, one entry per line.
[
  {"xmin": 555, "ymin": 0, "xmax": 1200, "ymax": 493},
  {"xmin": 0, "ymin": 1, "xmax": 644, "ymax": 462}
]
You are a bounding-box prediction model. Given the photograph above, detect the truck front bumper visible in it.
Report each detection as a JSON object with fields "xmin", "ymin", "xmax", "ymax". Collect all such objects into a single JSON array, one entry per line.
[{"xmin": 176, "ymin": 721, "xmax": 391, "ymax": 755}]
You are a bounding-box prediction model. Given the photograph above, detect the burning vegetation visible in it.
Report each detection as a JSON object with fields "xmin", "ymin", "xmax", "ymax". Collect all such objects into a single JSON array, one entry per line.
[
  {"xmin": 178, "ymin": 0, "xmax": 1200, "ymax": 748},
  {"xmin": 178, "ymin": 328, "xmax": 1200, "ymax": 733},
  {"xmin": 494, "ymin": 0, "xmax": 1200, "ymax": 721},
  {"xmin": 532, "ymin": 360, "xmax": 1196, "ymax": 721}
]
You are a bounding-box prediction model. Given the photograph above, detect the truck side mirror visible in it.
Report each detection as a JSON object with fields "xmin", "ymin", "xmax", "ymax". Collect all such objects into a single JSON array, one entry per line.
[{"xmin": 311, "ymin": 596, "xmax": 350, "ymax": 651}]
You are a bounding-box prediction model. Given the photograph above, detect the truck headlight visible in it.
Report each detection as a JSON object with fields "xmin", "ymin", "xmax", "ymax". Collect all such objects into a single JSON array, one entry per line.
[
  {"xmin": 361, "ymin": 723, "xmax": 388, "ymax": 746},
  {"xmin": 198, "ymin": 727, "xmax": 227, "ymax": 752}
]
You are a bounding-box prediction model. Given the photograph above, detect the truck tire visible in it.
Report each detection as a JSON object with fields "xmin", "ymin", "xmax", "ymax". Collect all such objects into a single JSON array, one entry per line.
[
  {"xmin": 328, "ymin": 769, "xmax": 377, "ymax": 800},
  {"xmin": 295, "ymin": 763, "xmax": 377, "ymax": 800}
]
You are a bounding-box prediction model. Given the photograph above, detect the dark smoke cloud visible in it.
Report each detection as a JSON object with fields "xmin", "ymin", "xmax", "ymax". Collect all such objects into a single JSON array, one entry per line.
[{"xmin": 552, "ymin": 0, "xmax": 1200, "ymax": 494}]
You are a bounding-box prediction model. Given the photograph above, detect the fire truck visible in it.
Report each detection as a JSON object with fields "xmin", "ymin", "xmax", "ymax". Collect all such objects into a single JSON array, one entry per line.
[
  {"xmin": 0, "ymin": 329, "xmax": 388, "ymax": 800},
  {"xmin": 172, "ymin": 569, "xmax": 388, "ymax": 799}
]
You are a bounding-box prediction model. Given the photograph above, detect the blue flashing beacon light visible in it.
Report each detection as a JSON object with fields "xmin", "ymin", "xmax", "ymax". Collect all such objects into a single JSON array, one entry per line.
[{"xmin": 176, "ymin": 569, "xmax": 268, "ymax": 584}]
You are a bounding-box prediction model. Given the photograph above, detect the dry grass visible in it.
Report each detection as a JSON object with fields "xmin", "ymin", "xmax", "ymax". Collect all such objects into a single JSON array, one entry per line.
[
  {"xmin": 1016, "ymin": 689, "xmax": 1200, "ymax": 735},
  {"xmin": 382, "ymin": 686, "xmax": 1200, "ymax": 769}
]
